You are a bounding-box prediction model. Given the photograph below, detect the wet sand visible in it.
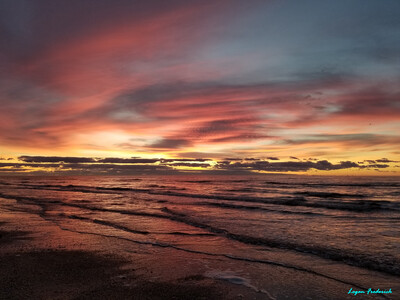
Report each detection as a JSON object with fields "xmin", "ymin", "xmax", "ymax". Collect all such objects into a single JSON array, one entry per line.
[
  {"xmin": 0, "ymin": 222, "xmax": 261, "ymax": 300},
  {"xmin": 0, "ymin": 229, "xmax": 230, "ymax": 300}
]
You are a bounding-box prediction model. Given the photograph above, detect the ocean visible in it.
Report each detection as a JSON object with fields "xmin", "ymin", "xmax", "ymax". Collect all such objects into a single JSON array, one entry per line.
[{"xmin": 0, "ymin": 174, "xmax": 399, "ymax": 299}]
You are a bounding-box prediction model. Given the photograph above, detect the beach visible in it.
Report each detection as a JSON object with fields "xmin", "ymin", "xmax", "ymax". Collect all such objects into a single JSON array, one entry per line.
[
  {"xmin": 0, "ymin": 175, "xmax": 399, "ymax": 299},
  {"xmin": 0, "ymin": 215, "xmax": 237, "ymax": 300}
]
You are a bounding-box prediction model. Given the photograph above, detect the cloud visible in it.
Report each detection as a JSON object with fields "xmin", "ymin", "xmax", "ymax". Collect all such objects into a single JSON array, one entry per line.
[
  {"xmin": 375, "ymin": 158, "xmax": 399, "ymax": 163},
  {"xmin": 217, "ymin": 160, "xmax": 362, "ymax": 172},
  {"xmin": 148, "ymin": 139, "xmax": 191, "ymax": 149},
  {"xmin": 0, "ymin": 161, "xmax": 172, "ymax": 175},
  {"xmin": 283, "ymin": 134, "xmax": 400, "ymax": 148},
  {"xmin": 2, "ymin": 155, "xmax": 397, "ymax": 175},
  {"xmin": 358, "ymin": 164, "xmax": 389, "ymax": 169},
  {"xmin": 160, "ymin": 158, "xmax": 211, "ymax": 162},
  {"xmin": 0, "ymin": 163, "xmax": 23, "ymax": 168},
  {"xmin": 15, "ymin": 156, "xmax": 212, "ymax": 166},
  {"xmin": 164, "ymin": 162, "xmax": 211, "ymax": 168},
  {"xmin": 364, "ymin": 160, "xmax": 376, "ymax": 164},
  {"xmin": 18, "ymin": 156, "xmax": 95, "ymax": 163},
  {"xmin": 96, "ymin": 158, "xmax": 160, "ymax": 164}
]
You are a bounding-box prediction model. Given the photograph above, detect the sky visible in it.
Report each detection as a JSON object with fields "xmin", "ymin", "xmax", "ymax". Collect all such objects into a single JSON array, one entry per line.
[{"xmin": 0, "ymin": 0, "xmax": 399, "ymax": 175}]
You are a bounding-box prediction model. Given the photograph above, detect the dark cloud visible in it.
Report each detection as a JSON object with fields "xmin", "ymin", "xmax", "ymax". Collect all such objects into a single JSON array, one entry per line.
[
  {"xmin": 165, "ymin": 162, "xmax": 211, "ymax": 168},
  {"xmin": 0, "ymin": 162, "xmax": 173, "ymax": 175},
  {"xmin": 14, "ymin": 156, "xmax": 210, "ymax": 169},
  {"xmin": 217, "ymin": 160, "xmax": 361, "ymax": 172},
  {"xmin": 0, "ymin": 163, "xmax": 23, "ymax": 168},
  {"xmin": 2, "ymin": 155, "xmax": 395, "ymax": 175},
  {"xmin": 0, "ymin": 162, "xmax": 61, "ymax": 168},
  {"xmin": 63, "ymin": 163, "xmax": 168, "ymax": 171},
  {"xmin": 160, "ymin": 158, "xmax": 210, "ymax": 162},
  {"xmin": 18, "ymin": 156, "xmax": 95, "ymax": 163},
  {"xmin": 359, "ymin": 164, "xmax": 389, "ymax": 169},
  {"xmin": 364, "ymin": 160, "xmax": 376, "ymax": 164},
  {"xmin": 0, "ymin": 168, "xmax": 30, "ymax": 172},
  {"xmin": 362, "ymin": 158, "xmax": 399, "ymax": 164},
  {"xmin": 96, "ymin": 158, "xmax": 160, "ymax": 164},
  {"xmin": 375, "ymin": 158, "xmax": 399, "ymax": 163},
  {"xmin": 148, "ymin": 139, "xmax": 191, "ymax": 149}
]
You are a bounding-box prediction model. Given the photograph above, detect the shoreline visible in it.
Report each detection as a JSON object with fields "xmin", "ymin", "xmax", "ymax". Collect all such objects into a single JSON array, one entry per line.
[
  {"xmin": 0, "ymin": 228, "xmax": 232, "ymax": 300},
  {"xmin": 0, "ymin": 182, "xmax": 397, "ymax": 300},
  {"xmin": 0, "ymin": 221, "xmax": 262, "ymax": 300}
]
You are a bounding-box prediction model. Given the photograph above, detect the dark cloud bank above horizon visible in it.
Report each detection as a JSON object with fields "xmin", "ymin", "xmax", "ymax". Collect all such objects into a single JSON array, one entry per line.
[{"xmin": 0, "ymin": 155, "xmax": 397, "ymax": 175}]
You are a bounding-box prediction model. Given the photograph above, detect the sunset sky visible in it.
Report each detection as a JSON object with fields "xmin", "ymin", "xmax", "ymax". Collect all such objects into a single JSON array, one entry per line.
[{"xmin": 0, "ymin": 0, "xmax": 399, "ymax": 175}]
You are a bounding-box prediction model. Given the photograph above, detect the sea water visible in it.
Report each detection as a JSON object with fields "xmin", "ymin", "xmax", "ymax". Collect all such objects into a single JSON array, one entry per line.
[{"xmin": 0, "ymin": 174, "xmax": 399, "ymax": 298}]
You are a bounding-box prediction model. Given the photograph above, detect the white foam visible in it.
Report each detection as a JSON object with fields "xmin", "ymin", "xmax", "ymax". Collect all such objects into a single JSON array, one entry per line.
[{"xmin": 205, "ymin": 270, "xmax": 276, "ymax": 300}]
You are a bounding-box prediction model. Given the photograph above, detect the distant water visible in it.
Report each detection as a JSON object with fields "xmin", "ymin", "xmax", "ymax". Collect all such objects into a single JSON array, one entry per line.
[{"xmin": 1, "ymin": 174, "xmax": 399, "ymax": 291}]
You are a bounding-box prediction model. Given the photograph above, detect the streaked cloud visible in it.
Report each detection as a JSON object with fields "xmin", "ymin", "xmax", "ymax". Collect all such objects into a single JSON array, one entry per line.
[{"xmin": 0, "ymin": 1, "xmax": 399, "ymax": 174}]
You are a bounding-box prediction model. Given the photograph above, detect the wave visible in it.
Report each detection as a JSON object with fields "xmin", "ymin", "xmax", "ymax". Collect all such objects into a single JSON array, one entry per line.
[
  {"xmin": 196, "ymin": 201, "xmax": 325, "ymax": 216},
  {"xmin": 2, "ymin": 191, "xmax": 399, "ymax": 276},
  {"xmin": 183, "ymin": 179, "xmax": 250, "ymax": 184},
  {"xmin": 198, "ymin": 201, "xmax": 400, "ymax": 220},
  {"xmin": 4, "ymin": 183, "xmax": 399, "ymax": 212},
  {"xmin": 294, "ymin": 191, "xmax": 366, "ymax": 198},
  {"xmin": 264, "ymin": 181, "xmax": 400, "ymax": 188},
  {"xmin": 146, "ymin": 184, "xmax": 186, "ymax": 190},
  {"xmin": 183, "ymin": 180, "xmax": 212, "ymax": 183},
  {"xmin": 66, "ymin": 214, "xmax": 150, "ymax": 235},
  {"xmin": 222, "ymin": 188, "xmax": 368, "ymax": 200},
  {"xmin": 162, "ymin": 208, "xmax": 400, "ymax": 276},
  {"xmin": 151, "ymin": 190, "xmax": 398, "ymax": 212},
  {"xmin": 223, "ymin": 188, "xmax": 258, "ymax": 193},
  {"xmin": 63, "ymin": 214, "xmax": 214, "ymax": 237}
]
